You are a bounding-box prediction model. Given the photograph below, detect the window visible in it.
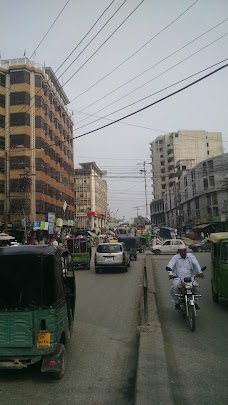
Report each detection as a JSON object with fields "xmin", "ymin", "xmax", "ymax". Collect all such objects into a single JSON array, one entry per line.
[
  {"xmin": 10, "ymin": 113, "xmax": 30, "ymax": 126},
  {"xmin": 192, "ymin": 183, "xmax": 196, "ymax": 196},
  {"xmin": 195, "ymin": 197, "xmax": 199, "ymax": 209},
  {"xmin": 35, "ymin": 137, "xmax": 45, "ymax": 149},
  {"xmin": 160, "ymin": 161, "xmax": 164, "ymax": 166},
  {"xmin": 175, "ymin": 133, "xmax": 179, "ymax": 137},
  {"xmin": 162, "ymin": 184, "xmax": 166, "ymax": 189},
  {"xmin": 36, "ymin": 181, "xmax": 45, "ymax": 193},
  {"xmin": 212, "ymin": 206, "xmax": 219, "ymax": 216},
  {"xmin": 0, "ymin": 73, "xmax": 6, "ymax": 87},
  {"xmin": 35, "ymin": 75, "xmax": 42, "ymax": 87},
  {"xmin": 10, "ymin": 134, "xmax": 30, "ymax": 148},
  {"xmin": 35, "ymin": 116, "xmax": 44, "ymax": 128},
  {"xmin": 9, "ymin": 178, "xmax": 30, "ymax": 192},
  {"xmin": 207, "ymin": 150, "xmax": 210, "ymax": 155},
  {"xmin": 185, "ymin": 189, "xmax": 188, "ymax": 199},
  {"xmin": 207, "ymin": 142, "xmax": 209, "ymax": 147},
  {"xmin": 209, "ymin": 176, "xmax": 215, "ymax": 187},
  {"xmin": 161, "ymin": 176, "xmax": 165, "ymax": 181},
  {"xmin": 184, "ymin": 176, "xmax": 187, "ymax": 187},
  {"xmin": 0, "ymin": 180, "xmax": 4, "ymax": 193},
  {"xmin": 208, "ymin": 160, "xmax": 213, "ymax": 170},
  {"xmin": 191, "ymin": 170, "xmax": 195, "ymax": 182},
  {"xmin": 0, "ymin": 114, "xmax": 5, "ymax": 128},
  {"xmin": 10, "ymin": 92, "xmax": 30, "ymax": 105},
  {"xmin": 0, "ymin": 200, "xmax": 4, "ymax": 215},
  {"xmin": 35, "ymin": 96, "xmax": 43, "ymax": 108},
  {"xmin": 36, "ymin": 200, "xmax": 45, "ymax": 214},
  {"xmin": 10, "ymin": 70, "xmax": 30, "ymax": 84},
  {"xmin": 10, "ymin": 156, "xmax": 30, "ymax": 169},
  {"xmin": 0, "ymin": 137, "xmax": 5, "ymax": 150},
  {"xmin": 182, "ymin": 165, "xmax": 186, "ymax": 170},
  {"xmin": 43, "ymin": 83, "xmax": 48, "ymax": 96},
  {"xmin": 0, "ymin": 94, "xmax": 5, "ymax": 107},
  {"xmin": 203, "ymin": 178, "xmax": 208, "ymax": 190},
  {"xmin": 203, "ymin": 162, "xmax": 207, "ymax": 176},
  {"xmin": 163, "ymin": 241, "xmax": 171, "ymax": 245},
  {"xmin": 10, "ymin": 199, "xmax": 28, "ymax": 213},
  {"xmin": 211, "ymin": 192, "xmax": 218, "ymax": 205},
  {"xmin": 159, "ymin": 140, "xmax": 163, "ymax": 144}
]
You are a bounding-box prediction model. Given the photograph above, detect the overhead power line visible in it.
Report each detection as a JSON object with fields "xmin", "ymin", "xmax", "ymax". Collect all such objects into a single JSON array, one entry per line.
[
  {"xmin": 56, "ymin": 0, "xmax": 127, "ymax": 80},
  {"xmin": 75, "ymin": 17, "xmax": 228, "ymax": 126},
  {"xmin": 72, "ymin": 62, "xmax": 228, "ymax": 141},
  {"xmin": 74, "ymin": 55, "xmax": 228, "ymax": 131},
  {"xmin": 70, "ymin": 0, "xmax": 199, "ymax": 102},
  {"xmin": 29, "ymin": 0, "xmax": 71, "ymax": 60},
  {"xmin": 62, "ymin": 0, "xmax": 145, "ymax": 87},
  {"xmin": 55, "ymin": 0, "xmax": 117, "ymax": 75},
  {"xmin": 0, "ymin": 0, "xmax": 144, "ymax": 139}
]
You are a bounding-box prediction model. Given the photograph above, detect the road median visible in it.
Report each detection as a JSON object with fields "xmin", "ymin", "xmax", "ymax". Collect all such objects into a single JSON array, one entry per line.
[{"xmin": 134, "ymin": 252, "xmax": 174, "ymax": 405}]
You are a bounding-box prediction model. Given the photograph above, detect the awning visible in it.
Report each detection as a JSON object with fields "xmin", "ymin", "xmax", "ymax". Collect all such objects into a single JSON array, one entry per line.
[{"xmin": 193, "ymin": 224, "xmax": 210, "ymax": 229}]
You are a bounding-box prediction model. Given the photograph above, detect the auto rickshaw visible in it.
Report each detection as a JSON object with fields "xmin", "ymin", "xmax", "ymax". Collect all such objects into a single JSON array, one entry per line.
[
  {"xmin": 0, "ymin": 245, "xmax": 75, "ymax": 378},
  {"xmin": 117, "ymin": 236, "xmax": 138, "ymax": 260},
  {"xmin": 67, "ymin": 235, "xmax": 91, "ymax": 269},
  {"xmin": 138, "ymin": 236, "xmax": 147, "ymax": 253},
  {"xmin": 209, "ymin": 232, "xmax": 228, "ymax": 303}
]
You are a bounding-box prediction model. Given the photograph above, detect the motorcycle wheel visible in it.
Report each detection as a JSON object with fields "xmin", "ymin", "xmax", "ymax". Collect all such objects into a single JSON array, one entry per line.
[{"xmin": 188, "ymin": 305, "xmax": 195, "ymax": 332}]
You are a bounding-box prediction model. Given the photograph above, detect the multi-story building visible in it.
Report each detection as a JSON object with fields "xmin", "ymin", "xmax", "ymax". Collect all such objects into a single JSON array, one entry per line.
[
  {"xmin": 164, "ymin": 153, "xmax": 228, "ymax": 235},
  {"xmin": 0, "ymin": 58, "xmax": 75, "ymax": 234},
  {"xmin": 75, "ymin": 162, "xmax": 108, "ymax": 233},
  {"xmin": 149, "ymin": 130, "xmax": 223, "ymax": 226}
]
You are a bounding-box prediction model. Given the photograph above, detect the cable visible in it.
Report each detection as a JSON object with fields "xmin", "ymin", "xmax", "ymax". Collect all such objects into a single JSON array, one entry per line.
[
  {"xmin": 0, "ymin": 0, "xmax": 120, "ymax": 137},
  {"xmin": 72, "ymin": 62, "xmax": 228, "ymax": 141},
  {"xmin": 70, "ymin": 0, "xmax": 199, "ymax": 102},
  {"xmin": 29, "ymin": 0, "xmax": 71, "ymax": 60},
  {"xmin": 75, "ymin": 18, "xmax": 228, "ymax": 126},
  {"xmin": 63, "ymin": 0, "xmax": 145, "ymax": 87},
  {"xmin": 55, "ymin": 0, "xmax": 117, "ymax": 75},
  {"xmin": 74, "ymin": 54, "xmax": 228, "ymax": 131},
  {"xmin": 57, "ymin": 0, "xmax": 128, "ymax": 80}
]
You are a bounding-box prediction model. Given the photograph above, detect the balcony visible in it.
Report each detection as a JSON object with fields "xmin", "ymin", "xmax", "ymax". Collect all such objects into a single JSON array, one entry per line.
[
  {"xmin": 167, "ymin": 149, "xmax": 173, "ymax": 155},
  {"xmin": 168, "ymin": 156, "xmax": 174, "ymax": 163}
]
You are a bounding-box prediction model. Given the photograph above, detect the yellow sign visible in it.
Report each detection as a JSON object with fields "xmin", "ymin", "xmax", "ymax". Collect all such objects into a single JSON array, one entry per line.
[{"xmin": 37, "ymin": 332, "xmax": 51, "ymax": 348}]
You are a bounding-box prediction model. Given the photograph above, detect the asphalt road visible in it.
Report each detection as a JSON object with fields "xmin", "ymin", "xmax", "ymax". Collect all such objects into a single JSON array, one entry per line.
[
  {"xmin": 0, "ymin": 254, "xmax": 144, "ymax": 405},
  {"xmin": 152, "ymin": 252, "xmax": 228, "ymax": 405}
]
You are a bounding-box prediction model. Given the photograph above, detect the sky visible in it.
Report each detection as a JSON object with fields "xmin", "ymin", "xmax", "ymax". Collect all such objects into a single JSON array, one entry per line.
[{"xmin": 2, "ymin": 0, "xmax": 228, "ymax": 221}]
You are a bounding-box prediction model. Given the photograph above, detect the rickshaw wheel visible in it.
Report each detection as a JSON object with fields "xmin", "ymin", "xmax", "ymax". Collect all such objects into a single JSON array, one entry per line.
[{"xmin": 52, "ymin": 343, "xmax": 66, "ymax": 379}]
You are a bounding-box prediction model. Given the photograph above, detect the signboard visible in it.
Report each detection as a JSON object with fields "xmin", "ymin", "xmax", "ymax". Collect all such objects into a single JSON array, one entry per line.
[
  {"xmin": 56, "ymin": 218, "xmax": 63, "ymax": 227},
  {"xmin": 46, "ymin": 212, "xmax": 55, "ymax": 223},
  {"xmin": 40, "ymin": 221, "xmax": 48, "ymax": 231},
  {"xmin": 33, "ymin": 221, "xmax": 40, "ymax": 230},
  {"xmin": 48, "ymin": 223, "xmax": 55, "ymax": 234}
]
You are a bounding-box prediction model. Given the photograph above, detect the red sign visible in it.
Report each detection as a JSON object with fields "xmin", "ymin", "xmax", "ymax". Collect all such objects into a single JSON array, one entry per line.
[{"xmin": 87, "ymin": 211, "xmax": 96, "ymax": 217}]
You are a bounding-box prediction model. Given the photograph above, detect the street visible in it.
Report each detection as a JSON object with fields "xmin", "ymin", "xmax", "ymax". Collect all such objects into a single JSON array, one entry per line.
[
  {"xmin": 152, "ymin": 252, "xmax": 228, "ymax": 405},
  {"xmin": 0, "ymin": 254, "xmax": 144, "ymax": 405}
]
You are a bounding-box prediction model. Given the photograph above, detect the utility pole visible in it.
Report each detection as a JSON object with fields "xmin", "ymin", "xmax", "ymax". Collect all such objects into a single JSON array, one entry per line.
[
  {"xmin": 139, "ymin": 161, "xmax": 149, "ymax": 218},
  {"xmin": 20, "ymin": 168, "xmax": 33, "ymax": 243},
  {"xmin": 134, "ymin": 206, "xmax": 140, "ymax": 217}
]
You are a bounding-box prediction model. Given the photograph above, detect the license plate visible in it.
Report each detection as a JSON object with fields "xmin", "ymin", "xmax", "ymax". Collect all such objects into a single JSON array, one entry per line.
[
  {"xmin": 105, "ymin": 257, "xmax": 113, "ymax": 262},
  {"xmin": 37, "ymin": 332, "xmax": 51, "ymax": 348}
]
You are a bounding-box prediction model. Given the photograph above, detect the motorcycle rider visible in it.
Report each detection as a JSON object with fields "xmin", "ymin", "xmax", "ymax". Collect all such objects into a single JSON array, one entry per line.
[{"xmin": 167, "ymin": 245, "xmax": 204, "ymax": 310}]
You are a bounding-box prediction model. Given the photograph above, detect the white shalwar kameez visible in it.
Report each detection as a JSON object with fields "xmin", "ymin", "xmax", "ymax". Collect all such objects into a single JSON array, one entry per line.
[{"xmin": 167, "ymin": 253, "xmax": 202, "ymax": 304}]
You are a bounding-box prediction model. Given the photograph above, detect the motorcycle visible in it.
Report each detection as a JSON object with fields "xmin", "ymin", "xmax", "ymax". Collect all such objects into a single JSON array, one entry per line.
[{"xmin": 166, "ymin": 266, "xmax": 206, "ymax": 332}]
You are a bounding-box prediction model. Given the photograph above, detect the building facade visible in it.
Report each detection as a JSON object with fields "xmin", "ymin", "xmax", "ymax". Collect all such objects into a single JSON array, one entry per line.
[
  {"xmin": 164, "ymin": 153, "xmax": 228, "ymax": 234},
  {"xmin": 75, "ymin": 162, "xmax": 107, "ymax": 233},
  {"xmin": 149, "ymin": 130, "xmax": 223, "ymax": 226},
  {"xmin": 0, "ymin": 58, "xmax": 75, "ymax": 234}
]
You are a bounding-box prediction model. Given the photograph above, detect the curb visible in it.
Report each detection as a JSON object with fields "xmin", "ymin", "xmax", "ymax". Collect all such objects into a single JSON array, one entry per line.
[{"xmin": 134, "ymin": 253, "xmax": 174, "ymax": 405}]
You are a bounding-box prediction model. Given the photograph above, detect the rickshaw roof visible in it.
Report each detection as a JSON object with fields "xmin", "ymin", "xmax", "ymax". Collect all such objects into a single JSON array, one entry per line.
[
  {"xmin": 0, "ymin": 245, "xmax": 59, "ymax": 257},
  {"xmin": 209, "ymin": 233, "xmax": 228, "ymax": 244}
]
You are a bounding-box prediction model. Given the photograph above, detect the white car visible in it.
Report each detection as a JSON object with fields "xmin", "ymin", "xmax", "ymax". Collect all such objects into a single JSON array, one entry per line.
[
  {"xmin": 151, "ymin": 239, "xmax": 186, "ymax": 255},
  {"xmin": 95, "ymin": 242, "xmax": 130, "ymax": 273}
]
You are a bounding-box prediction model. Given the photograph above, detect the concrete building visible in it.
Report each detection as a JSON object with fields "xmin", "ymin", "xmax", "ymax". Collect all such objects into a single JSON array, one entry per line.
[
  {"xmin": 75, "ymin": 162, "xmax": 108, "ymax": 233},
  {"xmin": 0, "ymin": 58, "xmax": 75, "ymax": 235},
  {"xmin": 149, "ymin": 130, "xmax": 223, "ymax": 226},
  {"xmin": 164, "ymin": 153, "xmax": 228, "ymax": 235}
]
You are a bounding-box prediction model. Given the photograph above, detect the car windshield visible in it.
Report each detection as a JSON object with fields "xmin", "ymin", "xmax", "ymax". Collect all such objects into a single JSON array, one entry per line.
[{"xmin": 97, "ymin": 244, "xmax": 122, "ymax": 253}]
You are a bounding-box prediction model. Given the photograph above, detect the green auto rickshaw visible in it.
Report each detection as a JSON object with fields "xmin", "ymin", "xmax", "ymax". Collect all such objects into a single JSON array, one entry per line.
[
  {"xmin": 67, "ymin": 236, "xmax": 91, "ymax": 270},
  {"xmin": 138, "ymin": 236, "xmax": 147, "ymax": 253},
  {"xmin": 117, "ymin": 236, "xmax": 138, "ymax": 260},
  {"xmin": 209, "ymin": 232, "xmax": 228, "ymax": 303},
  {"xmin": 0, "ymin": 245, "xmax": 75, "ymax": 378}
]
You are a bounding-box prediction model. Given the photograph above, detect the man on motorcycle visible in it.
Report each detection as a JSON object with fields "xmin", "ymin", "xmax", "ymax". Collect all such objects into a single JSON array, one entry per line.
[{"xmin": 167, "ymin": 245, "xmax": 204, "ymax": 309}]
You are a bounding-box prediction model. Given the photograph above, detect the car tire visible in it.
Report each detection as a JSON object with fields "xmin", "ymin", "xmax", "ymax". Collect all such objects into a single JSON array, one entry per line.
[{"xmin": 154, "ymin": 249, "xmax": 161, "ymax": 255}]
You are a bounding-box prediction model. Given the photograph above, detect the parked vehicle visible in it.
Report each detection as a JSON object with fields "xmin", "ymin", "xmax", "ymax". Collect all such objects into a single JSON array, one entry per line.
[
  {"xmin": 67, "ymin": 236, "xmax": 91, "ymax": 269},
  {"xmin": 117, "ymin": 236, "xmax": 138, "ymax": 260},
  {"xmin": 209, "ymin": 232, "xmax": 228, "ymax": 303},
  {"xmin": 188, "ymin": 238, "xmax": 211, "ymax": 252},
  {"xmin": 0, "ymin": 245, "xmax": 75, "ymax": 378},
  {"xmin": 138, "ymin": 236, "xmax": 147, "ymax": 253},
  {"xmin": 95, "ymin": 242, "xmax": 130, "ymax": 273},
  {"xmin": 158, "ymin": 227, "xmax": 176, "ymax": 240},
  {"xmin": 152, "ymin": 239, "xmax": 185, "ymax": 255},
  {"xmin": 167, "ymin": 266, "xmax": 206, "ymax": 331}
]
